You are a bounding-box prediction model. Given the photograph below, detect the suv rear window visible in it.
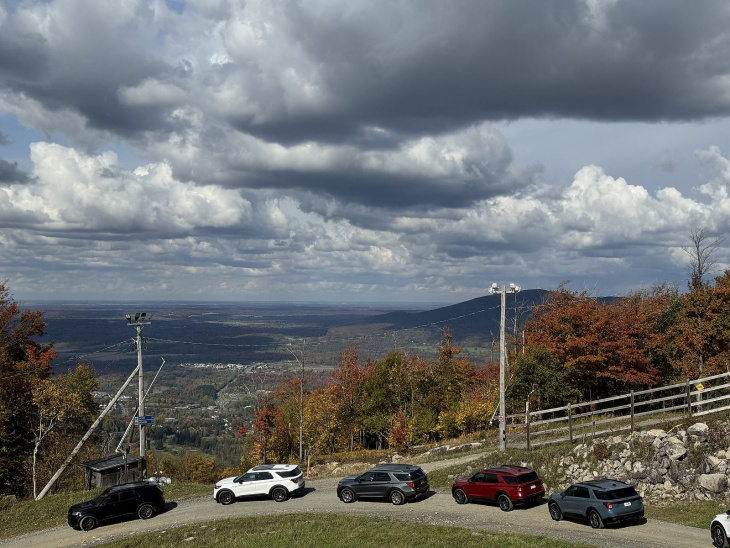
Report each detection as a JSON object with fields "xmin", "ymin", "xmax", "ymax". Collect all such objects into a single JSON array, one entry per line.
[
  {"xmin": 277, "ymin": 467, "xmax": 301, "ymax": 478},
  {"xmin": 502, "ymin": 471, "xmax": 539, "ymax": 484},
  {"xmin": 594, "ymin": 486, "xmax": 639, "ymax": 500},
  {"xmin": 393, "ymin": 468, "xmax": 426, "ymax": 481}
]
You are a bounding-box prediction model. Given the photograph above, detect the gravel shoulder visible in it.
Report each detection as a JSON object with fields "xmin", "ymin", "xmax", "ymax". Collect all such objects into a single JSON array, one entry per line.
[{"xmin": 0, "ymin": 458, "xmax": 710, "ymax": 548}]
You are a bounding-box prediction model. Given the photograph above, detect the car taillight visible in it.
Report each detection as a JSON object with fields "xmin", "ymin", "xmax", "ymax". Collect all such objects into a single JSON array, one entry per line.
[
  {"xmin": 516, "ymin": 485, "xmax": 522, "ymax": 493},
  {"xmin": 604, "ymin": 502, "xmax": 613, "ymax": 509},
  {"xmin": 291, "ymin": 477, "xmax": 299, "ymax": 484},
  {"xmin": 407, "ymin": 482, "xmax": 415, "ymax": 488}
]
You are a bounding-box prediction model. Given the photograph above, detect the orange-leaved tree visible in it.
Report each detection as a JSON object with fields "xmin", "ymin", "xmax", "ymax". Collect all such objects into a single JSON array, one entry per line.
[
  {"xmin": 525, "ymin": 283, "xmax": 658, "ymax": 400},
  {"xmin": 670, "ymin": 270, "xmax": 730, "ymax": 379},
  {"xmin": 0, "ymin": 283, "xmax": 57, "ymax": 496}
]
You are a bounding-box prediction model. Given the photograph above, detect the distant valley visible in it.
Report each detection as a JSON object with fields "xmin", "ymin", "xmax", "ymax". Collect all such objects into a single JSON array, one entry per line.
[{"xmin": 32, "ymin": 290, "xmax": 547, "ymax": 378}]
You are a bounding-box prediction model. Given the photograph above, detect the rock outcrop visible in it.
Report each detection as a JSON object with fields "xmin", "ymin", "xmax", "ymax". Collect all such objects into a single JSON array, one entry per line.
[{"xmin": 553, "ymin": 422, "xmax": 730, "ymax": 501}]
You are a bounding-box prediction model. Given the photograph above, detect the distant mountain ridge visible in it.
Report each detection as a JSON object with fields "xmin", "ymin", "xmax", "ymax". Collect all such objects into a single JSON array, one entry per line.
[{"xmin": 334, "ymin": 289, "xmax": 550, "ymax": 343}]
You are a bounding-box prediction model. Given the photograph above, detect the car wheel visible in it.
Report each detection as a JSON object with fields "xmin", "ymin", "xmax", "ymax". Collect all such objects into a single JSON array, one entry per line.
[
  {"xmin": 548, "ymin": 501, "xmax": 562, "ymax": 521},
  {"xmin": 340, "ymin": 487, "xmax": 356, "ymax": 503},
  {"xmin": 137, "ymin": 503, "xmax": 155, "ymax": 520},
  {"xmin": 497, "ymin": 493, "xmax": 514, "ymax": 512},
  {"xmin": 389, "ymin": 489, "xmax": 406, "ymax": 506},
  {"xmin": 218, "ymin": 490, "xmax": 235, "ymax": 505},
  {"xmin": 588, "ymin": 509, "xmax": 604, "ymax": 529},
  {"xmin": 79, "ymin": 516, "xmax": 97, "ymax": 531},
  {"xmin": 453, "ymin": 488, "xmax": 468, "ymax": 505},
  {"xmin": 272, "ymin": 487, "xmax": 288, "ymax": 502},
  {"xmin": 712, "ymin": 523, "xmax": 729, "ymax": 548}
]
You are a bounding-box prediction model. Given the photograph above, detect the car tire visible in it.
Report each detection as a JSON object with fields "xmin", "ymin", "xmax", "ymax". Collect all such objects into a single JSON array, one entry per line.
[
  {"xmin": 271, "ymin": 487, "xmax": 288, "ymax": 502},
  {"xmin": 548, "ymin": 501, "xmax": 562, "ymax": 521},
  {"xmin": 712, "ymin": 523, "xmax": 729, "ymax": 548},
  {"xmin": 137, "ymin": 503, "xmax": 155, "ymax": 520},
  {"xmin": 79, "ymin": 516, "xmax": 97, "ymax": 531},
  {"xmin": 588, "ymin": 509, "xmax": 605, "ymax": 529},
  {"xmin": 340, "ymin": 487, "xmax": 356, "ymax": 503},
  {"xmin": 218, "ymin": 490, "xmax": 235, "ymax": 505},
  {"xmin": 497, "ymin": 493, "xmax": 514, "ymax": 512},
  {"xmin": 453, "ymin": 488, "xmax": 468, "ymax": 505},
  {"xmin": 389, "ymin": 489, "xmax": 406, "ymax": 506}
]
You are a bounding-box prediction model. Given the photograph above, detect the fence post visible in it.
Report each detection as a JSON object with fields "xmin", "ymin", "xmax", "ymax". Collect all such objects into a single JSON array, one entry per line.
[
  {"xmin": 568, "ymin": 403, "xmax": 573, "ymax": 443},
  {"xmin": 630, "ymin": 390, "xmax": 635, "ymax": 432},
  {"xmin": 686, "ymin": 380, "xmax": 692, "ymax": 418},
  {"xmin": 525, "ymin": 400, "xmax": 531, "ymax": 451}
]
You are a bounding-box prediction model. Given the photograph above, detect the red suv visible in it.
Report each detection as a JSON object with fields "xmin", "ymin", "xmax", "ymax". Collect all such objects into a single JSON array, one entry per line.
[{"xmin": 451, "ymin": 465, "xmax": 544, "ymax": 511}]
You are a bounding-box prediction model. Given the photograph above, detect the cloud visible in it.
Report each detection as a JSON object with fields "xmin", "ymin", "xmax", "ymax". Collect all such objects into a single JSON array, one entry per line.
[
  {"xmin": 1, "ymin": 1, "xmax": 730, "ymax": 301},
  {"xmin": 0, "ymin": 159, "xmax": 29, "ymax": 183},
  {"xmin": 0, "ymin": 143, "xmax": 252, "ymax": 235}
]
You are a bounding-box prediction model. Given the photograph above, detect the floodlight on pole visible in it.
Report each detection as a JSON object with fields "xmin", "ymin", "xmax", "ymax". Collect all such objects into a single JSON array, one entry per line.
[{"xmin": 490, "ymin": 283, "xmax": 520, "ymax": 452}]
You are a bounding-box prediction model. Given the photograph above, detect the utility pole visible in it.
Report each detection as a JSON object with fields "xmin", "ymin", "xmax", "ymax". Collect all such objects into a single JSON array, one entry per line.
[
  {"xmin": 489, "ymin": 283, "xmax": 520, "ymax": 452},
  {"xmin": 126, "ymin": 312, "xmax": 150, "ymax": 460},
  {"xmin": 287, "ymin": 341, "xmax": 305, "ymax": 462}
]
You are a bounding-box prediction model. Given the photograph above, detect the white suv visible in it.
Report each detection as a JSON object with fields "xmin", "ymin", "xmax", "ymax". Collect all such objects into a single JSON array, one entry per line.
[
  {"xmin": 214, "ymin": 464, "xmax": 305, "ymax": 504},
  {"xmin": 712, "ymin": 510, "xmax": 730, "ymax": 547}
]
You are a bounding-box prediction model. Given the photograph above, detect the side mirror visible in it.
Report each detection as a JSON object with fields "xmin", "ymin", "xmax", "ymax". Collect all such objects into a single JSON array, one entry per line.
[{"xmin": 467, "ymin": 479, "xmax": 473, "ymax": 484}]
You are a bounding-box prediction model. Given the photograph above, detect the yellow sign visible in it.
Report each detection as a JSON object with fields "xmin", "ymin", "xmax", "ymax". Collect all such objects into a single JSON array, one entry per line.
[{"xmin": 696, "ymin": 383, "xmax": 704, "ymax": 391}]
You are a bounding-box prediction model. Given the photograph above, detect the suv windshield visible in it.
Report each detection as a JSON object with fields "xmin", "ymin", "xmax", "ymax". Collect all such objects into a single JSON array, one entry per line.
[
  {"xmin": 502, "ymin": 472, "xmax": 539, "ymax": 484},
  {"xmin": 594, "ymin": 486, "xmax": 639, "ymax": 500}
]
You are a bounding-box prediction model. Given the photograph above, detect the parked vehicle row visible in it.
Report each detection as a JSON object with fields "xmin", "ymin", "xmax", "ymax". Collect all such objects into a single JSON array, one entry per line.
[{"xmin": 68, "ymin": 462, "xmax": 654, "ymax": 539}]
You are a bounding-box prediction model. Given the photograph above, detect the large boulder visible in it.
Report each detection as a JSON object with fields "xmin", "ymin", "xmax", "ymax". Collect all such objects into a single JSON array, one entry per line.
[
  {"xmin": 664, "ymin": 437, "xmax": 687, "ymax": 460},
  {"xmin": 699, "ymin": 473, "xmax": 727, "ymax": 494},
  {"xmin": 687, "ymin": 422, "xmax": 709, "ymax": 442}
]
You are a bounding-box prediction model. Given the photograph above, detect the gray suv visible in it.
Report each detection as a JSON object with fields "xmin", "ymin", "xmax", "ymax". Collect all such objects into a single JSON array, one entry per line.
[
  {"xmin": 548, "ymin": 479, "xmax": 644, "ymax": 528},
  {"xmin": 337, "ymin": 463, "xmax": 430, "ymax": 505}
]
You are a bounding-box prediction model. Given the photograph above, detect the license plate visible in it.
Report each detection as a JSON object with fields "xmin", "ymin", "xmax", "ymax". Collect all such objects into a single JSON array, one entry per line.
[
  {"xmin": 624, "ymin": 502, "xmax": 631, "ymax": 506},
  {"xmin": 530, "ymin": 484, "xmax": 535, "ymax": 489}
]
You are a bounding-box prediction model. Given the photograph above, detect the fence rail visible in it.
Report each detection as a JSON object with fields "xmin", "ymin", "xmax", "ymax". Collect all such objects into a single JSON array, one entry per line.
[{"xmin": 505, "ymin": 371, "xmax": 730, "ymax": 449}]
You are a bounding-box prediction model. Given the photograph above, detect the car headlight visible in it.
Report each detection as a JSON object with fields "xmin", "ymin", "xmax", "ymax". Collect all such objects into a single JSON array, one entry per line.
[
  {"xmin": 214, "ymin": 484, "xmax": 221, "ymax": 490},
  {"xmin": 71, "ymin": 510, "xmax": 83, "ymax": 516}
]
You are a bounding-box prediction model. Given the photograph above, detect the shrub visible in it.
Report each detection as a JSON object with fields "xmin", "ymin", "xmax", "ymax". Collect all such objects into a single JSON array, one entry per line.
[{"xmin": 593, "ymin": 441, "xmax": 612, "ymax": 460}]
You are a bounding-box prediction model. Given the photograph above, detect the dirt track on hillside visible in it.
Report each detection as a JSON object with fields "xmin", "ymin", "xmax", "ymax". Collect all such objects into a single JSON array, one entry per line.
[{"xmin": 0, "ymin": 457, "xmax": 710, "ymax": 548}]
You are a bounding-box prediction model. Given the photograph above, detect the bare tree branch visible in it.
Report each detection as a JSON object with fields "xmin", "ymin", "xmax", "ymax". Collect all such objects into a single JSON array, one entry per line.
[{"xmin": 682, "ymin": 228, "xmax": 725, "ymax": 291}]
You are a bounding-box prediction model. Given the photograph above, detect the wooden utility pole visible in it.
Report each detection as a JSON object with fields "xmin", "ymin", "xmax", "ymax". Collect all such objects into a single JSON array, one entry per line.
[
  {"xmin": 127, "ymin": 312, "xmax": 150, "ymax": 460},
  {"xmin": 489, "ymin": 282, "xmax": 520, "ymax": 452}
]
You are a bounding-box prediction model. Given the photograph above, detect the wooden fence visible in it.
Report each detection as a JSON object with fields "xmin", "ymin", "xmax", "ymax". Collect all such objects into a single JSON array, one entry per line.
[{"xmin": 505, "ymin": 371, "xmax": 730, "ymax": 449}]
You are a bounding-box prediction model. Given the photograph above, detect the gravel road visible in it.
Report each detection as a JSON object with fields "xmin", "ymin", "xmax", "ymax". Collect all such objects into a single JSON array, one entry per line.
[{"xmin": 0, "ymin": 459, "xmax": 711, "ymax": 548}]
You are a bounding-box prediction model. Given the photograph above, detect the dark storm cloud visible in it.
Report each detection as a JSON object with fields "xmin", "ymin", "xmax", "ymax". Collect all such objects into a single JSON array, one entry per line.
[
  {"xmin": 229, "ymin": 0, "xmax": 730, "ymax": 144},
  {"xmin": 0, "ymin": 3, "xmax": 175, "ymax": 138},
  {"xmin": 0, "ymin": 31, "xmax": 50, "ymax": 84},
  {"xmin": 0, "ymin": 159, "xmax": 29, "ymax": 183}
]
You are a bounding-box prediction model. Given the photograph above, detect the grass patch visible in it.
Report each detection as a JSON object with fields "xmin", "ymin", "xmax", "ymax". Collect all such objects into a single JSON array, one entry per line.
[
  {"xmin": 645, "ymin": 499, "xmax": 730, "ymax": 529},
  {"xmin": 95, "ymin": 513, "xmax": 591, "ymax": 548},
  {"xmin": 0, "ymin": 482, "xmax": 211, "ymax": 540}
]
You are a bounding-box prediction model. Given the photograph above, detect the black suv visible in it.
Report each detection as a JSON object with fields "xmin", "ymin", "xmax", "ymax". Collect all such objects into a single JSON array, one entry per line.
[
  {"xmin": 337, "ymin": 463, "xmax": 430, "ymax": 505},
  {"xmin": 68, "ymin": 481, "xmax": 166, "ymax": 531}
]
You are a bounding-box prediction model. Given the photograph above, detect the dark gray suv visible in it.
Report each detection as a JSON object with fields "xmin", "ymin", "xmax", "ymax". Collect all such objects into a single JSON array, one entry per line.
[
  {"xmin": 548, "ymin": 479, "xmax": 644, "ymax": 528},
  {"xmin": 337, "ymin": 463, "xmax": 430, "ymax": 505}
]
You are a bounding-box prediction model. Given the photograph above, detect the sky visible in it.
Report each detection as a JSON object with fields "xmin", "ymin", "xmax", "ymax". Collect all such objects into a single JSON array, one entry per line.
[{"xmin": 1, "ymin": 0, "xmax": 730, "ymax": 303}]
